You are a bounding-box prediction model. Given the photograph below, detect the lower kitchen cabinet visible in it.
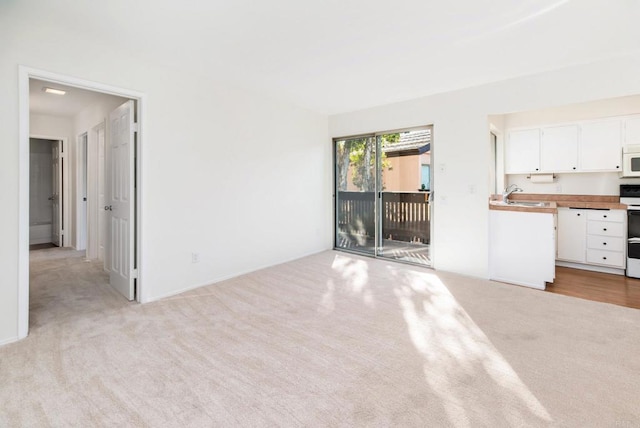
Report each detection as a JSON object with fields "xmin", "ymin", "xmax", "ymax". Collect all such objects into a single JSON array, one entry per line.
[
  {"xmin": 557, "ymin": 208, "xmax": 587, "ymax": 262},
  {"xmin": 585, "ymin": 210, "xmax": 626, "ymax": 269},
  {"xmin": 489, "ymin": 209, "xmax": 555, "ymax": 290},
  {"xmin": 556, "ymin": 207, "xmax": 626, "ymax": 271}
]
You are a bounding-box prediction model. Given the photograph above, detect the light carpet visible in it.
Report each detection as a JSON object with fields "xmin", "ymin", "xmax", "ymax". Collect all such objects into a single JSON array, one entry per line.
[{"xmin": 1, "ymin": 248, "xmax": 639, "ymax": 427}]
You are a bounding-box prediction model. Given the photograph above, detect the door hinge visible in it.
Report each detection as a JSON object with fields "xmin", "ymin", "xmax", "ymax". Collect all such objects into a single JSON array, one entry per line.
[{"xmin": 132, "ymin": 269, "xmax": 138, "ymax": 279}]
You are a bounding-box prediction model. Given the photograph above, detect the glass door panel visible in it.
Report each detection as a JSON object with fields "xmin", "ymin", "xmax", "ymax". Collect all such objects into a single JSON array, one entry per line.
[
  {"xmin": 335, "ymin": 136, "xmax": 377, "ymax": 255},
  {"xmin": 378, "ymin": 129, "xmax": 431, "ymax": 265},
  {"xmin": 334, "ymin": 128, "xmax": 432, "ymax": 267}
]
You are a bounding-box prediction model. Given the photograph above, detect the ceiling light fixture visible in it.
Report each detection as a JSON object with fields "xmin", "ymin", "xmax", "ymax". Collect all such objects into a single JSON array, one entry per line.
[{"xmin": 43, "ymin": 87, "xmax": 66, "ymax": 95}]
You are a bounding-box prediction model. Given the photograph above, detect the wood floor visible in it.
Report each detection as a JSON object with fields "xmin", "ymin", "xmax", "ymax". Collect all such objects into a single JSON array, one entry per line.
[{"xmin": 546, "ymin": 266, "xmax": 640, "ymax": 309}]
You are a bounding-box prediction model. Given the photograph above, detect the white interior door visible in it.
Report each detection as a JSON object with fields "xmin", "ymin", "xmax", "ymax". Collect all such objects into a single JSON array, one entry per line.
[
  {"xmin": 97, "ymin": 124, "xmax": 106, "ymax": 262},
  {"xmin": 87, "ymin": 129, "xmax": 98, "ymax": 259},
  {"xmin": 77, "ymin": 134, "xmax": 88, "ymax": 251},
  {"xmin": 109, "ymin": 101, "xmax": 136, "ymax": 300},
  {"xmin": 51, "ymin": 140, "xmax": 63, "ymax": 247}
]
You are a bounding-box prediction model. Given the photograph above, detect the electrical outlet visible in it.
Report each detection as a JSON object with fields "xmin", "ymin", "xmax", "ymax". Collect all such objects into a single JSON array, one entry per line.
[{"xmin": 191, "ymin": 252, "xmax": 200, "ymax": 263}]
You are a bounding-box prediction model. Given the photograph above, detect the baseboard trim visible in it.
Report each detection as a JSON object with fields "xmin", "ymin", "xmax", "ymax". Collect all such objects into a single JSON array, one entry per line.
[
  {"xmin": 490, "ymin": 276, "xmax": 546, "ymax": 290},
  {"xmin": 0, "ymin": 335, "xmax": 19, "ymax": 347},
  {"xmin": 146, "ymin": 248, "xmax": 331, "ymax": 303},
  {"xmin": 556, "ymin": 261, "xmax": 625, "ymax": 276}
]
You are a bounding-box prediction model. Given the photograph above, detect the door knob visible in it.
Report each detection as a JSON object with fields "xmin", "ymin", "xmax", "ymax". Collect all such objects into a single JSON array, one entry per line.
[{"xmin": 104, "ymin": 205, "xmax": 112, "ymax": 211}]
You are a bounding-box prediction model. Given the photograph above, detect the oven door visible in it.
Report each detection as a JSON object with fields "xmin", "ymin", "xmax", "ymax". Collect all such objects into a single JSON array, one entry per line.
[
  {"xmin": 622, "ymin": 153, "xmax": 640, "ymax": 177},
  {"xmin": 628, "ymin": 210, "xmax": 640, "ymax": 259}
]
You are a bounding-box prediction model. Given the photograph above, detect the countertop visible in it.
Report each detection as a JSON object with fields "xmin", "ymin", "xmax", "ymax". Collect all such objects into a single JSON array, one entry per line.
[{"xmin": 489, "ymin": 194, "xmax": 627, "ymax": 213}]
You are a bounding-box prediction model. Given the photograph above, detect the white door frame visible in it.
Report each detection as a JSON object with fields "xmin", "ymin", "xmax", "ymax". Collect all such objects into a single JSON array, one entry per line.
[
  {"xmin": 86, "ymin": 121, "xmax": 106, "ymax": 262},
  {"xmin": 86, "ymin": 125, "xmax": 98, "ymax": 260},
  {"xmin": 76, "ymin": 133, "xmax": 88, "ymax": 251},
  {"xmin": 18, "ymin": 66, "xmax": 147, "ymax": 340},
  {"xmin": 29, "ymin": 135, "xmax": 69, "ymax": 248}
]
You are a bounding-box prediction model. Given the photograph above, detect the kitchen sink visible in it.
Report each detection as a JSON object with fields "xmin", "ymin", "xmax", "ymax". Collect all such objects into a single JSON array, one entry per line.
[
  {"xmin": 506, "ymin": 201, "xmax": 547, "ymax": 207},
  {"xmin": 490, "ymin": 199, "xmax": 551, "ymax": 208}
]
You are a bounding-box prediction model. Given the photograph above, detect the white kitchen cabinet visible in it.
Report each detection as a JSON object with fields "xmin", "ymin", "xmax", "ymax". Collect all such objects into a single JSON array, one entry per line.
[
  {"xmin": 556, "ymin": 208, "xmax": 626, "ymax": 271},
  {"xmin": 586, "ymin": 209, "xmax": 626, "ymax": 222},
  {"xmin": 505, "ymin": 129, "xmax": 540, "ymax": 174},
  {"xmin": 540, "ymin": 125, "xmax": 579, "ymax": 172},
  {"xmin": 586, "ymin": 220, "xmax": 624, "ymax": 237},
  {"xmin": 625, "ymin": 115, "xmax": 640, "ymax": 145},
  {"xmin": 504, "ymin": 114, "xmax": 632, "ymax": 175},
  {"xmin": 489, "ymin": 209, "xmax": 555, "ymax": 290},
  {"xmin": 580, "ymin": 119, "xmax": 622, "ymax": 171},
  {"xmin": 557, "ymin": 208, "xmax": 587, "ymax": 263},
  {"xmin": 585, "ymin": 210, "xmax": 626, "ymax": 269}
]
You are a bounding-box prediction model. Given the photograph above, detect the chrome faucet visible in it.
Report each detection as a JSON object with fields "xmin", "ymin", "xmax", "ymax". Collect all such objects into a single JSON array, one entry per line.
[{"xmin": 502, "ymin": 184, "xmax": 523, "ymax": 203}]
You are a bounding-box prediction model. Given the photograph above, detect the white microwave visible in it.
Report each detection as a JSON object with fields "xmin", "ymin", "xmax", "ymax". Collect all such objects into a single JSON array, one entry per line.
[{"xmin": 622, "ymin": 145, "xmax": 640, "ymax": 177}]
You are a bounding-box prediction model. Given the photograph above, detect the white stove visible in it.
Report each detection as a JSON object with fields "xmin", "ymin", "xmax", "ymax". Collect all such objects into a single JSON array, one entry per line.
[{"xmin": 620, "ymin": 185, "xmax": 640, "ymax": 278}]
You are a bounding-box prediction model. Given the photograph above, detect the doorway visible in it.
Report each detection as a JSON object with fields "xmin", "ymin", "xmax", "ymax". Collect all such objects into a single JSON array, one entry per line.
[
  {"xmin": 29, "ymin": 138, "xmax": 64, "ymax": 249},
  {"xmin": 18, "ymin": 67, "xmax": 146, "ymax": 340},
  {"xmin": 334, "ymin": 126, "xmax": 433, "ymax": 266}
]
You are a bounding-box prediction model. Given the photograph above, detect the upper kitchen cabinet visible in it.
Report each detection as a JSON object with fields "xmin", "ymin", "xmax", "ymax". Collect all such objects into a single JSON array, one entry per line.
[
  {"xmin": 540, "ymin": 125, "xmax": 579, "ymax": 172},
  {"xmin": 625, "ymin": 115, "xmax": 640, "ymax": 145},
  {"xmin": 505, "ymin": 128, "xmax": 540, "ymax": 174},
  {"xmin": 580, "ymin": 119, "xmax": 622, "ymax": 172}
]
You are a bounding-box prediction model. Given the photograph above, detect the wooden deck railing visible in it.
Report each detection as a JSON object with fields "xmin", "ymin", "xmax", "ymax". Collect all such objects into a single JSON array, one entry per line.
[
  {"xmin": 336, "ymin": 191, "xmax": 376, "ymax": 238},
  {"xmin": 337, "ymin": 191, "xmax": 430, "ymax": 244},
  {"xmin": 382, "ymin": 192, "xmax": 430, "ymax": 243}
]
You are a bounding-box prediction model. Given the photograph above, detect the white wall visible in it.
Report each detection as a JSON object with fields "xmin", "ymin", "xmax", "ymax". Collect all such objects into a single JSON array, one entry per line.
[
  {"xmin": 0, "ymin": 7, "xmax": 331, "ymax": 344},
  {"xmin": 31, "ymin": 114, "xmax": 73, "ymax": 139},
  {"xmin": 502, "ymin": 95, "xmax": 640, "ymax": 128},
  {"xmin": 329, "ymin": 54, "xmax": 640, "ymax": 279},
  {"xmin": 500, "ymin": 95, "xmax": 640, "ymax": 195}
]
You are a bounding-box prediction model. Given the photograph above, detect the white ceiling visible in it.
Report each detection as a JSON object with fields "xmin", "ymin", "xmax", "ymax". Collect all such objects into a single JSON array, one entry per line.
[
  {"xmin": 15, "ymin": 0, "xmax": 640, "ymax": 114},
  {"xmin": 29, "ymin": 79, "xmax": 124, "ymax": 117}
]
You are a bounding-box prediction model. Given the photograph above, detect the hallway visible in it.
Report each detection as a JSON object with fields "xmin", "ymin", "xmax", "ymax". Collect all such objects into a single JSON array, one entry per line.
[{"xmin": 29, "ymin": 248, "xmax": 132, "ymax": 331}]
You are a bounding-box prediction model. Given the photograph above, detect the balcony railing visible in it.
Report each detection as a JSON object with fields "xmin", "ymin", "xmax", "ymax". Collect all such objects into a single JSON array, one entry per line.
[{"xmin": 337, "ymin": 191, "xmax": 430, "ymax": 245}]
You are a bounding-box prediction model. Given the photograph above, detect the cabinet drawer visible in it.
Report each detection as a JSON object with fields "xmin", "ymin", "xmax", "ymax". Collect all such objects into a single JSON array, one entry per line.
[
  {"xmin": 586, "ymin": 235, "xmax": 624, "ymax": 251},
  {"xmin": 586, "ymin": 210, "xmax": 625, "ymax": 223},
  {"xmin": 587, "ymin": 221, "xmax": 624, "ymax": 237},
  {"xmin": 586, "ymin": 249, "xmax": 625, "ymax": 268}
]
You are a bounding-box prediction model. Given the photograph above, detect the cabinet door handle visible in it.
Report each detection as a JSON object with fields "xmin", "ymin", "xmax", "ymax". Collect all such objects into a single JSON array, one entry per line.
[
  {"xmin": 603, "ymin": 257, "xmax": 607, "ymax": 260},
  {"xmin": 577, "ymin": 213, "xmax": 581, "ymax": 216},
  {"xmin": 603, "ymin": 242, "xmax": 607, "ymax": 245},
  {"xmin": 603, "ymin": 228, "xmax": 607, "ymax": 231},
  {"xmin": 604, "ymin": 215, "xmax": 607, "ymax": 218}
]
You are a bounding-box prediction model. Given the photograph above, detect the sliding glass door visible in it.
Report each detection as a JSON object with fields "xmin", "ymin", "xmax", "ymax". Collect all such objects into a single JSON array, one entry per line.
[
  {"xmin": 334, "ymin": 128, "xmax": 432, "ymax": 266},
  {"xmin": 335, "ymin": 136, "xmax": 377, "ymax": 255}
]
